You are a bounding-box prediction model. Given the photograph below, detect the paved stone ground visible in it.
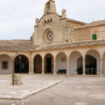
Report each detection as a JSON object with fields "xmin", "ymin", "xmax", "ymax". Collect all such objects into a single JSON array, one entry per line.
[
  {"xmin": 0, "ymin": 75, "xmax": 61, "ymax": 100},
  {"xmin": 0, "ymin": 75, "xmax": 105, "ymax": 105}
]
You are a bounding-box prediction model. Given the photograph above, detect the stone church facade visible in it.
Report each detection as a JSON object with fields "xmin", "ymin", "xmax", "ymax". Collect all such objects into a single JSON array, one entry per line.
[{"xmin": 0, "ymin": 0, "xmax": 105, "ymax": 76}]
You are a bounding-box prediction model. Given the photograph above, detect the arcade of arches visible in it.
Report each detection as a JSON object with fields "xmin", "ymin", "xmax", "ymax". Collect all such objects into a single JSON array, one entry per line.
[{"xmin": 0, "ymin": 50, "xmax": 105, "ymax": 76}]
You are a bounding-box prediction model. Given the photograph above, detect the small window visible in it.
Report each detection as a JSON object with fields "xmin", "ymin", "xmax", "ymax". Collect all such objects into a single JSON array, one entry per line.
[
  {"xmin": 2, "ymin": 61, "xmax": 8, "ymax": 70},
  {"xmin": 50, "ymin": 19, "xmax": 52, "ymax": 23},
  {"xmin": 44, "ymin": 20, "xmax": 47, "ymax": 24},
  {"xmin": 92, "ymin": 34, "xmax": 97, "ymax": 40}
]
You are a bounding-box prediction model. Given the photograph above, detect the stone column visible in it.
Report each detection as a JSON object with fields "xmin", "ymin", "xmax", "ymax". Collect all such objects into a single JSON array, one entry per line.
[
  {"xmin": 53, "ymin": 56, "xmax": 56, "ymax": 75},
  {"xmin": 11, "ymin": 56, "xmax": 15, "ymax": 85},
  {"xmin": 100, "ymin": 59, "xmax": 104, "ymax": 76},
  {"xmin": 42, "ymin": 56, "xmax": 45, "ymax": 74},
  {"xmin": 29, "ymin": 57, "xmax": 34, "ymax": 74},
  {"xmin": 83, "ymin": 55, "xmax": 86, "ymax": 76},
  {"xmin": 67, "ymin": 56, "xmax": 70, "ymax": 75}
]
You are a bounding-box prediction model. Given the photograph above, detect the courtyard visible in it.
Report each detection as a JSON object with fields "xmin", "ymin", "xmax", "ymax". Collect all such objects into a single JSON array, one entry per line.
[{"xmin": 0, "ymin": 75, "xmax": 105, "ymax": 105}]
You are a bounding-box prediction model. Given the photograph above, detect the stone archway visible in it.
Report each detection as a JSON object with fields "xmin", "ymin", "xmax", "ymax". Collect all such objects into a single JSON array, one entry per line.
[
  {"xmin": 0, "ymin": 54, "xmax": 12, "ymax": 74},
  {"xmin": 56, "ymin": 52, "xmax": 67, "ymax": 74},
  {"xmin": 34, "ymin": 54, "xmax": 42, "ymax": 73},
  {"xmin": 70, "ymin": 51, "xmax": 83, "ymax": 75},
  {"xmin": 85, "ymin": 50, "xmax": 100, "ymax": 75},
  {"xmin": 44, "ymin": 54, "xmax": 53, "ymax": 74},
  {"xmin": 86, "ymin": 55, "xmax": 96, "ymax": 75},
  {"xmin": 15, "ymin": 55, "xmax": 29, "ymax": 73},
  {"xmin": 77, "ymin": 57, "xmax": 83, "ymax": 75}
]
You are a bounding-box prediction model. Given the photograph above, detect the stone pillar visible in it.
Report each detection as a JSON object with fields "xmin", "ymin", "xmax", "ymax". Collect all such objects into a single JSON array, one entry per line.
[
  {"xmin": 11, "ymin": 56, "xmax": 15, "ymax": 85},
  {"xmin": 42, "ymin": 56, "xmax": 45, "ymax": 74},
  {"xmin": 67, "ymin": 56, "xmax": 70, "ymax": 75},
  {"xmin": 100, "ymin": 59, "xmax": 104, "ymax": 76},
  {"xmin": 83, "ymin": 55, "xmax": 86, "ymax": 76},
  {"xmin": 29, "ymin": 58, "xmax": 34, "ymax": 74},
  {"xmin": 53, "ymin": 56, "xmax": 56, "ymax": 75}
]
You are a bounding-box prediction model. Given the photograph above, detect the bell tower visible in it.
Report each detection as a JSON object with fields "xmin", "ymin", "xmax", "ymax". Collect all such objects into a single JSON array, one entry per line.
[{"xmin": 44, "ymin": 0, "xmax": 56, "ymax": 15}]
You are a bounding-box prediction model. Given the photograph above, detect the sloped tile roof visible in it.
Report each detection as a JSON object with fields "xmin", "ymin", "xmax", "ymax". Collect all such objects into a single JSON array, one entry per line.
[
  {"xmin": 0, "ymin": 40, "xmax": 105, "ymax": 52},
  {"xmin": 75, "ymin": 19, "xmax": 105, "ymax": 29},
  {"xmin": 67, "ymin": 18, "xmax": 86, "ymax": 25},
  {"xmin": 0, "ymin": 40, "xmax": 38, "ymax": 52},
  {"xmin": 35, "ymin": 40, "xmax": 105, "ymax": 51}
]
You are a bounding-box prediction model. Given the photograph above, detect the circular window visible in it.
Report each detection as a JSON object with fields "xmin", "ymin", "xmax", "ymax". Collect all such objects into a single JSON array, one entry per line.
[{"xmin": 44, "ymin": 29, "xmax": 53, "ymax": 44}]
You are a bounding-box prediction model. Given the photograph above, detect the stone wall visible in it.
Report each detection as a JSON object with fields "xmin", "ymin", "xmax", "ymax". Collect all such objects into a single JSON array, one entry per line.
[{"xmin": 74, "ymin": 25, "xmax": 105, "ymax": 42}]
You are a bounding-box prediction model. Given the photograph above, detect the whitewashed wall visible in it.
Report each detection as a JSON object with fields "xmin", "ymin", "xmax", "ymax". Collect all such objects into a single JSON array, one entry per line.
[
  {"xmin": 0, "ymin": 55, "xmax": 12, "ymax": 74},
  {"xmin": 70, "ymin": 52, "xmax": 81, "ymax": 74},
  {"xmin": 56, "ymin": 53, "xmax": 67, "ymax": 73}
]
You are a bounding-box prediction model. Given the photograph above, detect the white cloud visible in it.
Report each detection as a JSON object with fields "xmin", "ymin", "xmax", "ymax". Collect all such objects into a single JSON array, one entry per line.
[{"xmin": 0, "ymin": 0, "xmax": 105, "ymax": 40}]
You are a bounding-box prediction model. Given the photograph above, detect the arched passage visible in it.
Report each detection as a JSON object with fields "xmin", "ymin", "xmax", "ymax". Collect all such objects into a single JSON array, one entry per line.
[
  {"xmin": 15, "ymin": 55, "xmax": 29, "ymax": 73},
  {"xmin": 85, "ymin": 50, "xmax": 100, "ymax": 75},
  {"xmin": 56, "ymin": 53, "xmax": 67, "ymax": 74},
  {"xmin": 0, "ymin": 54, "xmax": 12, "ymax": 74},
  {"xmin": 44, "ymin": 54, "xmax": 53, "ymax": 74},
  {"xmin": 70, "ymin": 51, "xmax": 83, "ymax": 75},
  {"xmin": 86, "ymin": 55, "xmax": 96, "ymax": 75},
  {"xmin": 34, "ymin": 54, "xmax": 42, "ymax": 73},
  {"xmin": 77, "ymin": 57, "xmax": 83, "ymax": 75}
]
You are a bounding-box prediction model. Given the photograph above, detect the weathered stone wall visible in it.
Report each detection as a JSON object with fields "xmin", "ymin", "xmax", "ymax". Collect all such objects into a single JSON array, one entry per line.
[
  {"xmin": 32, "ymin": 0, "xmax": 85, "ymax": 46},
  {"xmin": 74, "ymin": 25, "xmax": 105, "ymax": 41},
  {"xmin": 33, "ymin": 13, "xmax": 67, "ymax": 45},
  {"xmin": 74, "ymin": 28, "xmax": 91, "ymax": 41}
]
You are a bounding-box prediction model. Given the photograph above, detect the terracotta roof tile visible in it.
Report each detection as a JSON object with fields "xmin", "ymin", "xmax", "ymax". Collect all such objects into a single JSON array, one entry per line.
[
  {"xmin": 75, "ymin": 19, "xmax": 105, "ymax": 29},
  {"xmin": 35, "ymin": 40, "xmax": 105, "ymax": 51},
  {"xmin": 0, "ymin": 40, "xmax": 38, "ymax": 51},
  {"xmin": 67, "ymin": 18, "xmax": 86, "ymax": 25},
  {"xmin": 0, "ymin": 40, "xmax": 105, "ymax": 52}
]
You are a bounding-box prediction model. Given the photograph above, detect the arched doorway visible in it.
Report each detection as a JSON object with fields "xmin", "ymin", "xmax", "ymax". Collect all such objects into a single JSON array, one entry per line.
[
  {"xmin": 86, "ymin": 55, "xmax": 96, "ymax": 75},
  {"xmin": 34, "ymin": 55, "xmax": 42, "ymax": 73},
  {"xmin": 44, "ymin": 54, "xmax": 53, "ymax": 74},
  {"xmin": 15, "ymin": 55, "xmax": 29, "ymax": 73},
  {"xmin": 77, "ymin": 57, "xmax": 83, "ymax": 75},
  {"xmin": 70, "ymin": 51, "xmax": 83, "ymax": 75},
  {"xmin": 56, "ymin": 53, "xmax": 67, "ymax": 74},
  {"xmin": 85, "ymin": 50, "xmax": 100, "ymax": 75},
  {"xmin": 0, "ymin": 54, "xmax": 12, "ymax": 74}
]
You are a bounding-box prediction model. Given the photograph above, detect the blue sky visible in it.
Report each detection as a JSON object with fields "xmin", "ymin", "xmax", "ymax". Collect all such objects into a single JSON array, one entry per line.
[{"xmin": 0, "ymin": 0, "xmax": 105, "ymax": 40}]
